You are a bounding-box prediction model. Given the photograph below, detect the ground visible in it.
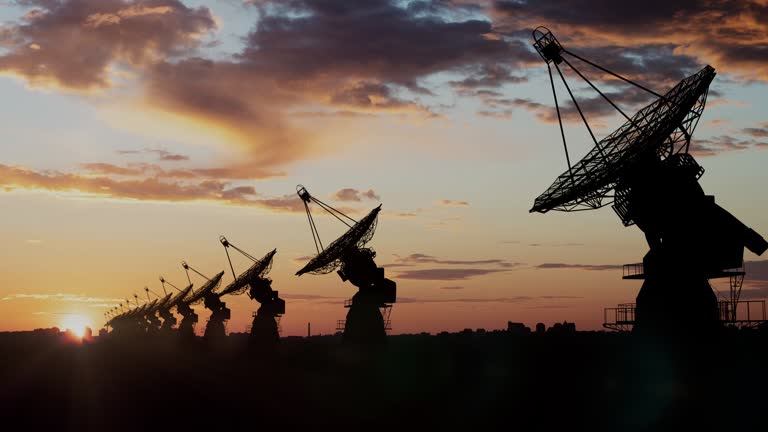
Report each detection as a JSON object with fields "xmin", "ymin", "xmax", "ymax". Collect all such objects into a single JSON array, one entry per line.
[{"xmin": 1, "ymin": 328, "xmax": 766, "ymax": 431}]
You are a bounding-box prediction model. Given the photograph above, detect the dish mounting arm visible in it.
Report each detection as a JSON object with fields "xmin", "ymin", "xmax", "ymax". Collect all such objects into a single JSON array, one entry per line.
[
  {"xmin": 297, "ymin": 185, "xmax": 359, "ymax": 255},
  {"xmin": 532, "ymin": 26, "xmax": 678, "ymax": 181},
  {"xmin": 220, "ymin": 235, "xmax": 260, "ymax": 282},
  {"xmin": 182, "ymin": 260, "xmax": 210, "ymax": 284}
]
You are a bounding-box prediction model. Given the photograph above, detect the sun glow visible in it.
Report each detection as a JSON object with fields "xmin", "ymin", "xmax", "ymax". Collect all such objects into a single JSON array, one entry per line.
[{"xmin": 61, "ymin": 315, "xmax": 90, "ymax": 338}]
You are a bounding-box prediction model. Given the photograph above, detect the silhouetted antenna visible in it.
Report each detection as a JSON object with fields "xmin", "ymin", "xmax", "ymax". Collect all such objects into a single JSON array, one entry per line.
[
  {"xmin": 219, "ymin": 236, "xmax": 277, "ymax": 296},
  {"xmin": 180, "ymin": 261, "xmax": 224, "ymax": 306},
  {"xmin": 295, "ymin": 185, "xmax": 395, "ymax": 344},
  {"xmin": 295, "ymin": 185, "xmax": 381, "ymax": 276},
  {"xmin": 531, "ymin": 27, "xmax": 768, "ymax": 333},
  {"xmin": 531, "ymin": 26, "xmax": 714, "ymax": 214},
  {"xmin": 219, "ymin": 236, "xmax": 284, "ymax": 343}
]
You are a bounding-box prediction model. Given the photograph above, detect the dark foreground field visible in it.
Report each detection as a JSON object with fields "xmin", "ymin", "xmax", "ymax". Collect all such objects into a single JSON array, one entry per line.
[{"xmin": 1, "ymin": 329, "xmax": 767, "ymax": 431}]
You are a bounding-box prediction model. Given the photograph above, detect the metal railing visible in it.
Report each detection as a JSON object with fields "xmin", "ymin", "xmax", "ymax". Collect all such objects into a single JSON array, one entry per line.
[{"xmin": 622, "ymin": 263, "xmax": 644, "ymax": 279}]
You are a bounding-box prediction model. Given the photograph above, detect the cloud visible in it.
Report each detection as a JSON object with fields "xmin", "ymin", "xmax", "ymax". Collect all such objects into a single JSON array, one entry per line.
[
  {"xmin": 333, "ymin": 188, "xmax": 380, "ymax": 202},
  {"xmin": 536, "ymin": 263, "xmax": 622, "ymax": 271},
  {"xmin": 1, "ymin": 0, "xmax": 542, "ymax": 177},
  {"xmin": 0, "ymin": 163, "xmax": 306, "ymax": 212},
  {"xmin": 742, "ymin": 122, "xmax": 768, "ymax": 139},
  {"xmin": 438, "ymin": 199, "xmax": 470, "ymax": 207},
  {"xmin": 691, "ymin": 135, "xmax": 768, "ymax": 157},
  {"xmin": 395, "ymin": 268, "xmax": 512, "ymax": 281},
  {"xmin": 2, "ymin": 293, "xmax": 123, "ymax": 303},
  {"xmin": 450, "ymin": 63, "xmax": 528, "ymax": 90},
  {"xmin": 81, "ymin": 162, "xmax": 143, "ymax": 176},
  {"xmin": 80, "ymin": 161, "xmax": 279, "ymax": 181},
  {"xmin": 0, "ymin": 0, "xmax": 216, "ymax": 88},
  {"xmin": 528, "ymin": 242, "xmax": 584, "ymax": 247},
  {"xmin": 492, "ymin": 0, "xmax": 768, "ymax": 81},
  {"xmin": 391, "ymin": 253, "xmax": 520, "ymax": 268},
  {"xmin": 440, "ymin": 286, "xmax": 465, "ymax": 290},
  {"xmin": 396, "ymin": 294, "xmax": 582, "ymax": 303},
  {"xmin": 146, "ymin": 148, "xmax": 190, "ymax": 161},
  {"xmin": 280, "ymin": 293, "xmax": 344, "ymax": 301},
  {"xmin": 491, "ymin": 87, "xmax": 653, "ymax": 125},
  {"xmin": 477, "ymin": 109, "xmax": 512, "ymax": 119},
  {"xmin": 383, "ymin": 211, "xmax": 419, "ymax": 219},
  {"xmin": 292, "ymin": 255, "xmax": 316, "ymax": 264}
]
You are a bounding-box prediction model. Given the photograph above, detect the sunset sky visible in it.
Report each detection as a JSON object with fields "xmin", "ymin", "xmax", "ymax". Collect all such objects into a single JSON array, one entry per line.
[{"xmin": 1, "ymin": 0, "xmax": 767, "ymax": 336}]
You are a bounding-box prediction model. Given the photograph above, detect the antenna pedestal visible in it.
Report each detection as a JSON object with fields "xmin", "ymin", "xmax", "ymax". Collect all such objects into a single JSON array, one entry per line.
[
  {"xmin": 203, "ymin": 294, "xmax": 230, "ymax": 342},
  {"xmin": 634, "ymin": 271, "xmax": 719, "ymax": 336},
  {"xmin": 343, "ymin": 295, "xmax": 388, "ymax": 345},
  {"xmin": 250, "ymin": 303, "xmax": 283, "ymax": 346},
  {"xmin": 177, "ymin": 302, "xmax": 198, "ymax": 339}
]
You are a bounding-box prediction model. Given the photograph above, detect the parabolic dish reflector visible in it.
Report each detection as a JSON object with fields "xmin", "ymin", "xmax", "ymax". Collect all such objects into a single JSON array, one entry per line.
[
  {"xmin": 154, "ymin": 294, "xmax": 173, "ymax": 310},
  {"xmin": 219, "ymin": 249, "xmax": 276, "ymax": 296},
  {"xmin": 142, "ymin": 299, "xmax": 159, "ymax": 316},
  {"xmin": 296, "ymin": 205, "xmax": 381, "ymax": 276},
  {"xmin": 531, "ymin": 65, "xmax": 715, "ymax": 213},
  {"xmin": 167, "ymin": 284, "xmax": 194, "ymax": 309},
  {"xmin": 184, "ymin": 271, "xmax": 225, "ymax": 305}
]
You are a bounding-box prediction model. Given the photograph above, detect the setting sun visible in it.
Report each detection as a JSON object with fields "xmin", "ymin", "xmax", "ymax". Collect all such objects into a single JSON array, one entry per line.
[{"xmin": 61, "ymin": 315, "xmax": 90, "ymax": 338}]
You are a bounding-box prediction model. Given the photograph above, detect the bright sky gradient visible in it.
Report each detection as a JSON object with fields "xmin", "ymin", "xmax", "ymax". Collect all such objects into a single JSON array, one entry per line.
[{"xmin": 1, "ymin": 0, "xmax": 768, "ymax": 335}]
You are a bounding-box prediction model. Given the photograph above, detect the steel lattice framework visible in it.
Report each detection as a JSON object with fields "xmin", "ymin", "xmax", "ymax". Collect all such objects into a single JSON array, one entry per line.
[
  {"xmin": 295, "ymin": 185, "xmax": 381, "ymax": 276},
  {"xmin": 166, "ymin": 284, "xmax": 194, "ymax": 309},
  {"xmin": 183, "ymin": 270, "xmax": 225, "ymax": 305},
  {"xmin": 219, "ymin": 240, "xmax": 277, "ymax": 296},
  {"xmin": 529, "ymin": 27, "xmax": 715, "ymax": 215}
]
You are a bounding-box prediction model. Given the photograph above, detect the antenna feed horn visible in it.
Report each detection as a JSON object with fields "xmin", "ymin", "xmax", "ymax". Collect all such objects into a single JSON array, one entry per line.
[
  {"xmin": 533, "ymin": 26, "xmax": 563, "ymax": 64},
  {"xmin": 296, "ymin": 185, "xmax": 311, "ymax": 203}
]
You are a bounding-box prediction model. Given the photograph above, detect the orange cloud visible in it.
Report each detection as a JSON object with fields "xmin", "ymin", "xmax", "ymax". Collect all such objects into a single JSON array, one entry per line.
[
  {"xmin": 493, "ymin": 0, "xmax": 768, "ymax": 81},
  {"xmin": 0, "ymin": 163, "xmax": 304, "ymax": 211},
  {"xmin": 0, "ymin": 0, "xmax": 215, "ymax": 89},
  {"xmin": 332, "ymin": 188, "xmax": 380, "ymax": 202},
  {"xmin": 1, "ymin": 0, "xmax": 538, "ymax": 176},
  {"xmin": 438, "ymin": 199, "xmax": 470, "ymax": 207}
]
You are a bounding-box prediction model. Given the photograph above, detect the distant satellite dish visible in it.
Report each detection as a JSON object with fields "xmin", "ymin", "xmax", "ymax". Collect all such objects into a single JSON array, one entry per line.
[
  {"xmin": 295, "ymin": 184, "xmax": 381, "ymax": 276},
  {"xmin": 183, "ymin": 271, "xmax": 225, "ymax": 305},
  {"xmin": 219, "ymin": 244, "xmax": 276, "ymax": 296},
  {"xmin": 166, "ymin": 284, "xmax": 194, "ymax": 309}
]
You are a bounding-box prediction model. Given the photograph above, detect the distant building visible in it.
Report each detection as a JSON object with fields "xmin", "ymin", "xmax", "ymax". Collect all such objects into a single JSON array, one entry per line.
[
  {"xmin": 535, "ymin": 323, "xmax": 546, "ymax": 334},
  {"xmin": 84, "ymin": 326, "xmax": 93, "ymax": 340},
  {"xmin": 547, "ymin": 321, "xmax": 576, "ymax": 334},
  {"xmin": 507, "ymin": 322, "xmax": 531, "ymax": 335}
]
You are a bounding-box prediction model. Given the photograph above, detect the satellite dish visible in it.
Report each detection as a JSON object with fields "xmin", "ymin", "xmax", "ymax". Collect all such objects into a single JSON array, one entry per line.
[
  {"xmin": 219, "ymin": 237, "xmax": 276, "ymax": 296},
  {"xmin": 530, "ymin": 26, "xmax": 716, "ymax": 215},
  {"xmin": 531, "ymin": 65, "xmax": 715, "ymax": 215},
  {"xmin": 183, "ymin": 271, "xmax": 225, "ymax": 305},
  {"xmin": 529, "ymin": 26, "xmax": 767, "ymax": 333},
  {"xmin": 166, "ymin": 284, "xmax": 194, "ymax": 309},
  {"xmin": 294, "ymin": 185, "xmax": 381, "ymax": 276}
]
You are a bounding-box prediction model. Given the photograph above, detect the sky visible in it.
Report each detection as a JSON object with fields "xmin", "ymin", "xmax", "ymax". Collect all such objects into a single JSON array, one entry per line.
[{"xmin": 1, "ymin": 0, "xmax": 768, "ymax": 336}]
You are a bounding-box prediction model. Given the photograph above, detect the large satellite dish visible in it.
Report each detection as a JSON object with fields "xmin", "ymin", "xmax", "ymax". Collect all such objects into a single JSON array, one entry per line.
[
  {"xmin": 528, "ymin": 26, "xmax": 768, "ymax": 333},
  {"xmin": 529, "ymin": 27, "xmax": 715, "ymax": 217},
  {"xmin": 294, "ymin": 185, "xmax": 381, "ymax": 276},
  {"xmin": 218, "ymin": 237, "xmax": 276, "ymax": 296}
]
